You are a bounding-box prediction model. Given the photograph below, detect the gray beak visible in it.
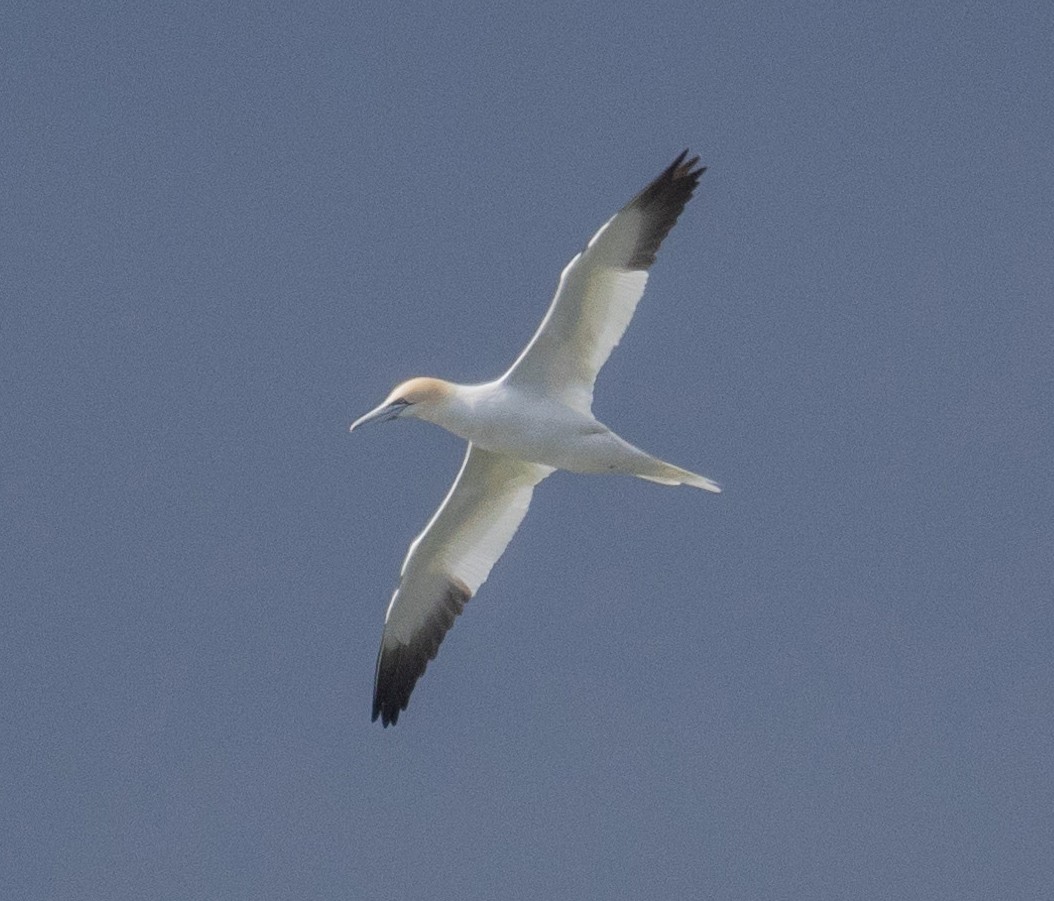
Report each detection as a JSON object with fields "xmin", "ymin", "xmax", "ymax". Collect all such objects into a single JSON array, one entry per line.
[{"xmin": 349, "ymin": 401, "xmax": 408, "ymax": 432}]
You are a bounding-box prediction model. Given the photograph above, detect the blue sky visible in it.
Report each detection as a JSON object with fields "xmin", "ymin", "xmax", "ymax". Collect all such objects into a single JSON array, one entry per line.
[{"xmin": 3, "ymin": 2, "xmax": 1052, "ymax": 898}]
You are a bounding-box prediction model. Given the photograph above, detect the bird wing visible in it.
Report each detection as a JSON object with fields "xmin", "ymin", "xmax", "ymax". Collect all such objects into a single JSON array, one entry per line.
[
  {"xmin": 502, "ymin": 150, "xmax": 705, "ymax": 413},
  {"xmin": 372, "ymin": 444, "xmax": 554, "ymax": 725}
]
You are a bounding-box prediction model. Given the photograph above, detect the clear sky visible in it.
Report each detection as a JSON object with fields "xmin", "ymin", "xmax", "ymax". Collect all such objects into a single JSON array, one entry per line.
[{"xmin": 3, "ymin": 2, "xmax": 1052, "ymax": 898}]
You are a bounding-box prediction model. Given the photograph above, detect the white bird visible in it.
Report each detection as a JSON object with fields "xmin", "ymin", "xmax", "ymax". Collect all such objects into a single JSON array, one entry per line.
[{"xmin": 351, "ymin": 151, "xmax": 720, "ymax": 726}]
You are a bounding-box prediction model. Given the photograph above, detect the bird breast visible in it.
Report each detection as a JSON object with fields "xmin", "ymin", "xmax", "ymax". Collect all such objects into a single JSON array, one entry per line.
[{"xmin": 440, "ymin": 384, "xmax": 606, "ymax": 469}]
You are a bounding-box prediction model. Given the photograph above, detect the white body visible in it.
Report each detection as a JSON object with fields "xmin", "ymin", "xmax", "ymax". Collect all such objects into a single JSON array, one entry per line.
[{"xmin": 415, "ymin": 380, "xmax": 690, "ymax": 478}]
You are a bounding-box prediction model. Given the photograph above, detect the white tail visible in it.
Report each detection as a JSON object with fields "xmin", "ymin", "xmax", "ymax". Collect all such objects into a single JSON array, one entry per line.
[{"xmin": 636, "ymin": 460, "xmax": 721, "ymax": 493}]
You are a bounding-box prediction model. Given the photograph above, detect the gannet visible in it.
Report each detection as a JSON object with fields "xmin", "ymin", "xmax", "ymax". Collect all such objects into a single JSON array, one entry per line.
[{"xmin": 351, "ymin": 150, "xmax": 721, "ymax": 726}]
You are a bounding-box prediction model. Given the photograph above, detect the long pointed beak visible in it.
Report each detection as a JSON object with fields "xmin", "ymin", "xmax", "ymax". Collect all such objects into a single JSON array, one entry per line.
[{"xmin": 349, "ymin": 401, "xmax": 406, "ymax": 432}]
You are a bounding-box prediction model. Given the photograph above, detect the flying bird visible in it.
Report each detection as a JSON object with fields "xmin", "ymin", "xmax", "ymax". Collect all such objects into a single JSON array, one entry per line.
[{"xmin": 352, "ymin": 150, "xmax": 720, "ymax": 726}]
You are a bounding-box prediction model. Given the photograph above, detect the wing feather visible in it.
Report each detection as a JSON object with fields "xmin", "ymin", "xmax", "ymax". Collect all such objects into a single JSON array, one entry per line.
[
  {"xmin": 502, "ymin": 151, "xmax": 705, "ymax": 412},
  {"xmin": 372, "ymin": 445, "xmax": 553, "ymax": 725}
]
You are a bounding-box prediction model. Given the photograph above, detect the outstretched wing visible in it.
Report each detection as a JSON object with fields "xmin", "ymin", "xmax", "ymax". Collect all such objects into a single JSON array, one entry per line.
[
  {"xmin": 372, "ymin": 445, "xmax": 554, "ymax": 726},
  {"xmin": 502, "ymin": 150, "xmax": 705, "ymax": 413}
]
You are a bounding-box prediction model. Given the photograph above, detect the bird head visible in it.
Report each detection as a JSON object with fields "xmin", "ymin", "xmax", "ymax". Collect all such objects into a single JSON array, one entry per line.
[{"xmin": 349, "ymin": 377, "xmax": 455, "ymax": 431}]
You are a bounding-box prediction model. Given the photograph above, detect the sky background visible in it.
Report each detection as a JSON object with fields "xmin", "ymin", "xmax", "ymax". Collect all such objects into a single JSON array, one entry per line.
[{"xmin": 3, "ymin": 1, "xmax": 1053, "ymax": 898}]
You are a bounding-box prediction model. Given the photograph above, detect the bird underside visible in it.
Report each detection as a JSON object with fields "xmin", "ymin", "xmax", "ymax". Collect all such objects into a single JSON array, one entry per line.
[{"xmin": 463, "ymin": 415, "xmax": 721, "ymax": 492}]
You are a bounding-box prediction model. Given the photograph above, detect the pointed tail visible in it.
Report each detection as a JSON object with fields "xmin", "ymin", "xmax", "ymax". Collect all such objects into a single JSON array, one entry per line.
[{"xmin": 636, "ymin": 459, "xmax": 721, "ymax": 493}]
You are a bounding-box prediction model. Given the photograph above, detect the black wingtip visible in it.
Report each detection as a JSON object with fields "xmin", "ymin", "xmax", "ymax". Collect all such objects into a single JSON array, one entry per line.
[
  {"xmin": 623, "ymin": 149, "xmax": 707, "ymax": 269},
  {"xmin": 664, "ymin": 148, "xmax": 705, "ymax": 182},
  {"xmin": 371, "ymin": 581, "xmax": 471, "ymax": 728}
]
